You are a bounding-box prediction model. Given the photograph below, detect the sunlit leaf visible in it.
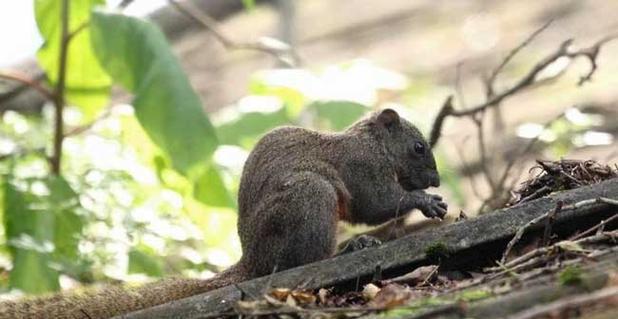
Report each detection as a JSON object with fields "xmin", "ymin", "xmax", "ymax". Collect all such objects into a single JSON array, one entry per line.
[
  {"xmin": 35, "ymin": 0, "xmax": 111, "ymax": 119},
  {"xmin": 216, "ymin": 108, "xmax": 290, "ymax": 147},
  {"xmin": 194, "ymin": 163, "xmax": 235, "ymax": 208},
  {"xmin": 2, "ymin": 176, "xmax": 81, "ymax": 293},
  {"xmin": 241, "ymin": 0, "xmax": 255, "ymax": 11},
  {"xmin": 249, "ymin": 76, "xmax": 306, "ymax": 118},
  {"xmin": 307, "ymin": 100, "xmax": 367, "ymax": 130},
  {"xmin": 90, "ymin": 10, "xmax": 218, "ymax": 178}
]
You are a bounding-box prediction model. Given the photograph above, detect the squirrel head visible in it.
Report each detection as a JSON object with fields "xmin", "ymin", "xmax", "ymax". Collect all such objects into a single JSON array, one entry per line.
[{"xmin": 370, "ymin": 109, "xmax": 440, "ymax": 191}]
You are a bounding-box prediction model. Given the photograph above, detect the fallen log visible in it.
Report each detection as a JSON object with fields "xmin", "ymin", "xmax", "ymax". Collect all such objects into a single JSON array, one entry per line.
[
  {"xmin": 393, "ymin": 249, "xmax": 618, "ymax": 319},
  {"xmin": 118, "ymin": 178, "xmax": 618, "ymax": 319}
]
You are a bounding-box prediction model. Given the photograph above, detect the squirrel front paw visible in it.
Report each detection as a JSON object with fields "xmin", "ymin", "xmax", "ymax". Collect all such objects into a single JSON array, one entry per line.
[{"xmin": 419, "ymin": 194, "xmax": 448, "ymax": 219}]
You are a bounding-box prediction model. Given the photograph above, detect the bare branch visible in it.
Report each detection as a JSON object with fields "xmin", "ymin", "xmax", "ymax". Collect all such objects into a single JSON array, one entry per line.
[
  {"xmin": 429, "ymin": 34, "xmax": 618, "ymax": 147},
  {"xmin": 494, "ymin": 112, "xmax": 566, "ymax": 201},
  {"xmin": 566, "ymin": 33, "xmax": 618, "ymax": 85},
  {"xmin": 0, "ymin": 71, "xmax": 55, "ymax": 101},
  {"xmin": 168, "ymin": 0, "xmax": 300, "ymax": 67},
  {"xmin": 487, "ymin": 20, "xmax": 554, "ymax": 87},
  {"xmin": 569, "ymin": 213, "xmax": 618, "ymax": 241},
  {"xmin": 500, "ymin": 197, "xmax": 618, "ymax": 264},
  {"xmin": 64, "ymin": 107, "xmax": 113, "ymax": 137},
  {"xmin": 428, "ymin": 95, "xmax": 453, "ymax": 147},
  {"xmin": 508, "ymin": 283, "xmax": 618, "ymax": 319}
]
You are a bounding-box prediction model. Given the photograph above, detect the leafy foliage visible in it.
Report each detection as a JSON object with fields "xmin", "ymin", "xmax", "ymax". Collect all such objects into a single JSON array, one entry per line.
[
  {"xmin": 3, "ymin": 176, "xmax": 82, "ymax": 293},
  {"xmin": 90, "ymin": 10, "xmax": 219, "ymax": 179},
  {"xmin": 0, "ymin": 3, "xmax": 457, "ymax": 299},
  {"xmin": 35, "ymin": 0, "xmax": 111, "ymax": 119}
]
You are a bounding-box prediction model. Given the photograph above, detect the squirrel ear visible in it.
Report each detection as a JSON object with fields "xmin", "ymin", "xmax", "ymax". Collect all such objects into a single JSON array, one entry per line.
[{"xmin": 376, "ymin": 109, "xmax": 400, "ymax": 128}]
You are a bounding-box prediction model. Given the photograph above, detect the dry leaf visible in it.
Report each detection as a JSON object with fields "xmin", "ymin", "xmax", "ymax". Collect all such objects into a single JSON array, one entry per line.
[{"xmin": 362, "ymin": 283, "xmax": 381, "ymax": 300}]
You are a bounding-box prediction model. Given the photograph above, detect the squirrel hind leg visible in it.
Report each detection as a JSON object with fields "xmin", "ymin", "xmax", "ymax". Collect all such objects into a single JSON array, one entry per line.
[{"xmin": 244, "ymin": 172, "xmax": 339, "ymax": 277}]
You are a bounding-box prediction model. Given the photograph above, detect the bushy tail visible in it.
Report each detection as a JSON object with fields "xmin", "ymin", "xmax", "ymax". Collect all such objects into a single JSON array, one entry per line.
[{"xmin": 0, "ymin": 263, "xmax": 248, "ymax": 319}]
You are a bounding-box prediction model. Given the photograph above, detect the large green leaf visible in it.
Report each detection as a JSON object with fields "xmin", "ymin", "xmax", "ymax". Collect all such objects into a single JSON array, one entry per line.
[
  {"xmin": 35, "ymin": 0, "xmax": 111, "ymax": 119},
  {"xmin": 90, "ymin": 10, "xmax": 218, "ymax": 178},
  {"xmin": 2, "ymin": 176, "xmax": 82, "ymax": 294}
]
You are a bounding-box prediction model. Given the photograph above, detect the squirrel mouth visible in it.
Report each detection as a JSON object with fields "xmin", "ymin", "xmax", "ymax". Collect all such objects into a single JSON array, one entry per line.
[
  {"xmin": 397, "ymin": 173, "xmax": 439, "ymax": 190},
  {"xmin": 397, "ymin": 175, "xmax": 422, "ymax": 191}
]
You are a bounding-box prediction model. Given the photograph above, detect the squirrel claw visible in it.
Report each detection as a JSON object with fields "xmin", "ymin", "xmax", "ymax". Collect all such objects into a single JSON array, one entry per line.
[{"xmin": 420, "ymin": 193, "xmax": 448, "ymax": 219}]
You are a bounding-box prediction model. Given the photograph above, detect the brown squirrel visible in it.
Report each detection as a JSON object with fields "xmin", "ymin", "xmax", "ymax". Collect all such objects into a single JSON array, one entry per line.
[{"xmin": 0, "ymin": 109, "xmax": 447, "ymax": 319}]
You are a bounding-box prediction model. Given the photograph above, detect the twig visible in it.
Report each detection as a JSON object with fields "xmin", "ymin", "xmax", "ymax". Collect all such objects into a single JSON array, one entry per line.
[
  {"xmin": 506, "ymin": 285, "xmax": 618, "ymax": 319},
  {"xmin": 570, "ymin": 214, "xmax": 618, "ymax": 241},
  {"xmin": 50, "ymin": 0, "xmax": 71, "ymax": 175},
  {"xmin": 567, "ymin": 33, "xmax": 618, "ymax": 85},
  {"xmin": 500, "ymin": 197, "xmax": 614, "ymax": 264},
  {"xmin": 491, "ymin": 230, "xmax": 618, "ymax": 273},
  {"xmin": 487, "ymin": 20, "xmax": 554, "ymax": 87},
  {"xmin": 495, "ymin": 112, "xmax": 566, "ymax": 195},
  {"xmin": 517, "ymin": 185, "xmax": 551, "ymax": 204},
  {"xmin": 542, "ymin": 200, "xmax": 562, "ymax": 246},
  {"xmin": 168, "ymin": 0, "xmax": 300, "ymax": 67},
  {"xmin": 64, "ymin": 107, "xmax": 113, "ymax": 137},
  {"xmin": 0, "ymin": 71, "xmax": 56, "ymax": 101},
  {"xmin": 429, "ymin": 95, "xmax": 453, "ymax": 147},
  {"xmin": 563, "ymin": 197, "xmax": 618, "ymax": 210},
  {"xmin": 488, "ymin": 254, "xmax": 551, "ymax": 281},
  {"xmin": 472, "ymin": 113, "xmax": 495, "ymax": 191},
  {"xmin": 1, "ymin": 0, "xmax": 134, "ymax": 109},
  {"xmin": 429, "ymin": 33, "xmax": 618, "ymax": 147}
]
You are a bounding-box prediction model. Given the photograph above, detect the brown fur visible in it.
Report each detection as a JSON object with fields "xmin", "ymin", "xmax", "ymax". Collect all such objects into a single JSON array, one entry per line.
[
  {"xmin": 0, "ymin": 264, "xmax": 247, "ymax": 319},
  {"xmin": 0, "ymin": 109, "xmax": 447, "ymax": 318}
]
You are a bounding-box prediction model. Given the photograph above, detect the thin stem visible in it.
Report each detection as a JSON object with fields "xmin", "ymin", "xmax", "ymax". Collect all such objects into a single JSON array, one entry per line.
[
  {"xmin": 0, "ymin": 71, "xmax": 56, "ymax": 101},
  {"xmin": 51, "ymin": 0, "xmax": 70, "ymax": 175}
]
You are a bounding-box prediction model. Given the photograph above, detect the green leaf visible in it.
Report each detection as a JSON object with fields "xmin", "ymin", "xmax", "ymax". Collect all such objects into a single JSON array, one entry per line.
[
  {"xmin": 241, "ymin": 0, "xmax": 256, "ymax": 11},
  {"xmin": 128, "ymin": 247, "xmax": 164, "ymax": 277},
  {"xmin": 90, "ymin": 10, "xmax": 218, "ymax": 178},
  {"xmin": 194, "ymin": 163, "xmax": 235, "ymax": 208},
  {"xmin": 308, "ymin": 100, "xmax": 367, "ymax": 130},
  {"xmin": 216, "ymin": 108, "xmax": 290, "ymax": 147},
  {"xmin": 35, "ymin": 0, "xmax": 111, "ymax": 119},
  {"xmin": 47, "ymin": 178, "xmax": 82, "ymax": 262},
  {"xmin": 2, "ymin": 176, "xmax": 81, "ymax": 293}
]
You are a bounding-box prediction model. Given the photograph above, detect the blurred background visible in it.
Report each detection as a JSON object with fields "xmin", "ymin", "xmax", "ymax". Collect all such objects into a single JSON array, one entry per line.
[{"xmin": 0, "ymin": 0, "xmax": 616, "ymax": 298}]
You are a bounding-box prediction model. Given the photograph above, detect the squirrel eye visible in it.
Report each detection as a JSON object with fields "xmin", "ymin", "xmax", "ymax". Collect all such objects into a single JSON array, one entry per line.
[{"xmin": 414, "ymin": 142, "xmax": 425, "ymax": 154}]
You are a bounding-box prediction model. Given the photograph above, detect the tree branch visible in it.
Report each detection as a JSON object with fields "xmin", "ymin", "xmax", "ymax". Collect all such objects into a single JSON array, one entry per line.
[
  {"xmin": 0, "ymin": 71, "xmax": 55, "ymax": 102},
  {"xmin": 168, "ymin": 0, "xmax": 300, "ymax": 67},
  {"xmin": 429, "ymin": 32, "xmax": 618, "ymax": 147},
  {"xmin": 50, "ymin": 0, "xmax": 71, "ymax": 175}
]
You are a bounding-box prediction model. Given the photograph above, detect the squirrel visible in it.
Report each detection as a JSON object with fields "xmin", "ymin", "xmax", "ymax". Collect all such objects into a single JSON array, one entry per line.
[{"xmin": 0, "ymin": 108, "xmax": 447, "ymax": 319}]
